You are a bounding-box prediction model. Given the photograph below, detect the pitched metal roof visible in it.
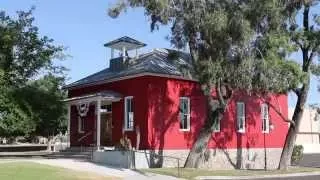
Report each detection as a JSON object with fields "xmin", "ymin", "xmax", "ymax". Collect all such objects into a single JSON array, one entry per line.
[
  {"xmin": 104, "ymin": 36, "xmax": 147, "ymax": 50},
  {"xmin": 64, "ymin": 48, "xmax": 194, "ymax": 89}
]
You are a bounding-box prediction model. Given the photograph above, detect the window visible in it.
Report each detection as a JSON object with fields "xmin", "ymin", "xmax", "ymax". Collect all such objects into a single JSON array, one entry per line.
[
  {"xmin": 78, "ymin": 116, "xmax": 85, "ymax": 133},
  {"xmin": 236, "ymin": 102, "xmax": 245, "ymax": 133},
  {"xmin": 261, "ymin": 103, "xmax": 270, "ymax": 133},
  {"xmin": 124, "ymin": 96, "xmax": 134, "ymax": 131},
  {"xmin": 179, "ymin": 97, "xmax": 190, "ymax": 131},
  {"xmin": 101, "ymin": 104, "xmax": 112, "ymax": 113},
  {"xmin": 213, "ymin": 119, "xmax": 221, "ymax": 132}
]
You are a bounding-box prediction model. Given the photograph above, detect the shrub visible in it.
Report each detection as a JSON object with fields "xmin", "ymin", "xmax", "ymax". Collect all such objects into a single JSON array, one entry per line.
[
  {"xmin": 115, "ymin": 135, "xmax": 132, "ymax": 151},
  {"xmin": 291, "ymin": 145, "xmax": 304, "ymax": 165}
]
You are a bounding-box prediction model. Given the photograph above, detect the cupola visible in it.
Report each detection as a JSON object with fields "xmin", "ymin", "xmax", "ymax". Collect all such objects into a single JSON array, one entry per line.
[{"xmin": 104, "ymin": 36, "xmax": 146, "ymax": 71}]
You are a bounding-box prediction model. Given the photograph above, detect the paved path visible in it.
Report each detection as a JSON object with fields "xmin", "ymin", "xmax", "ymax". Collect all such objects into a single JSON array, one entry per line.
[{"xmin": 0, "ymin": 158, "xmax": 181, "ymax": 180}]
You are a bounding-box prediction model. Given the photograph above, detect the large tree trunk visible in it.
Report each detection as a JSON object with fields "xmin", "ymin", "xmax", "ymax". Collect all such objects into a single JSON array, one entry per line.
[
  {"xmin": 278, "ymin": 44, "xmax": 310, "ymax": 170},
  {"xmin": 278, "ymin": 3, "xmax": 311, "ymax": 170},
  {"xmin": 184, "ymin": 95, "xmax": 225, "ymax": 168},
  {"xmin": 278, "ymin": 78, "xmax": 309, "ymax": 169}
]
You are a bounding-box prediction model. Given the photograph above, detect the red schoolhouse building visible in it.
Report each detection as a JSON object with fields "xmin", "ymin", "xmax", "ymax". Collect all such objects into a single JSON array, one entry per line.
[{"xmin": 64, "ymin": 36, "xmax": 288, "ymax": 169}]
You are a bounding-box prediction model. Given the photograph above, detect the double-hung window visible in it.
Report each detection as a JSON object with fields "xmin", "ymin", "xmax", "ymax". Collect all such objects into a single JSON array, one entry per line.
[
  {"xmin": 236, "ymin": 102, "xmax": 245, "ymax": 133},
  {"xmin": 213, "ymin": 118, "xmax": 221, "ymax": 132},
  {"xmin": 179, "ymin": 97, "xmax": 190, "ymax": 131},
  {"xmin": 124, "ymin": 96, "xmax": 134, "ymax": 131},
  {"xmin": 261, "ymin": 103, "xmax": 270, "ymax": 133}
]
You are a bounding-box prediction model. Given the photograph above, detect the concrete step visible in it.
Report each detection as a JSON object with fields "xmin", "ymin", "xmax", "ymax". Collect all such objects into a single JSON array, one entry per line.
[
  {"xmin": 46, "ymin": 152, "xmax": 92, "ymax": 160},
  {"xmin": 54, "ymin": 151, "xmax": 92, "ymax": 155},
  {"xmin": 60, "ymin": 147, "xmax": 96, "ymax": 153},
  {"xmin": 46, "ymin": 154, "xmax": 91, "ymax": 160}
]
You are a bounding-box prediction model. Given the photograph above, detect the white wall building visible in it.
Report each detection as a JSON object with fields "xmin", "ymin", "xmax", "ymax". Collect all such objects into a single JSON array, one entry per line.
[{"xmin": 289, "ymin": 107, "xmax": 320, "ymax": 153}]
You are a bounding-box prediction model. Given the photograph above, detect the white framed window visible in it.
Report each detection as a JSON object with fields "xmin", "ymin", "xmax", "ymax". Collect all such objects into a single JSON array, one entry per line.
[
  {"xmin": 236, "ymin": 102, "xmax": 245, "ymax": 133},
  {"xmin": 261, "ymin": 103, "xmax": 270, "ymax": 133},
  {"xmin": 213, "ymin": 118, "xmax": 221, "ymax": 132},
  {"xmin": 124, "ymin": 96, "xmax": 134, "ymax": 131},
  {"xmin": 179, "ymin": 97, "xmax": 190, "ymax": 131},
  {"xmin": 78, "ymin": 116, "xmax": 85, "ymax": 133}
]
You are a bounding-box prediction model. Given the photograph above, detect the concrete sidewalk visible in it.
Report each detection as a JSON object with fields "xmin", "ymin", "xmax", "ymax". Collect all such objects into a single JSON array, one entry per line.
[{"xmin": 0, "ymin": 158, "xmax": 181, "ymax": 180}]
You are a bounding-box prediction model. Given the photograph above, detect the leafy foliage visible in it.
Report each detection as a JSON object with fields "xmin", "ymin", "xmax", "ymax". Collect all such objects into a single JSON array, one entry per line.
[
  {"xmin": 291, "ymin": 145, "xmax": 304, "ymax": 165},
  {"xmin": 0, "ymin": 9, "xmax": 67, "ymax": 137},
  {"xmin": 108, "ymin": 0, "xmax": 311, "ymax": 168},
  {"xmin": 109, "ymin": 0, "xmax": 304, "ymax": 95}
]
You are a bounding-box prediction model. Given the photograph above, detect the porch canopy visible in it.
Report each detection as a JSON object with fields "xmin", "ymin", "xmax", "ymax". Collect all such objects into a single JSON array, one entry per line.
[
  {"xmin": 64, "ymin": 90, "xmax": 122, "ymax": 104},
  {"xmin": 64, "ymin": 90, "xmax": 122, "ymax": 150}
]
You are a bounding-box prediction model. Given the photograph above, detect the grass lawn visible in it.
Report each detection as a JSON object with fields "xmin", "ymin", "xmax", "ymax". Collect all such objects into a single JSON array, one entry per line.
[
  {"xmin": 140, "ymin": 167, "xmax": 320, "ymax": 179},
  {"xmin": 0, "ymin": 162, "xmax": 119, "ymax": 180}
]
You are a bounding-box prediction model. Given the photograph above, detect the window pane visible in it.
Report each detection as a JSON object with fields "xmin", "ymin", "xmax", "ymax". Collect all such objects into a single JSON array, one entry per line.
[
  {"xmin": 180, "ymin": 113, "xmax": 184, "ymax": 129},
  {"xmin": 237, "ymin": 103, "xmax": 244, "ymax": 117},
  {"xmin": 180, "ymin": 113, "xmax": 188, "ymax": 129},
  {"xmin": 125, "ymin": 97, "xmax": 134, "ymax": 129},
  {"xmin": 239, "ymin": 118, "xmax": 243, "ymax": 129},
  {"xmin": 186, "ymin": 99, "xmax": 190, "ymax": 114},
  {"xmin": 184, "ymin": 114, "xmax": 188, "ymax": 129},
  {"xmin": 179, "ymin": 97, "xmax": 190, "ymax": 130},
  {"xmin": 213, "ymin": 119, "xmax": 220, "ymax": 131},
  {"xmin": 264, "ymin": 106, "xmax": 268, "ymax": 119},
  {"xmin": 180, "ymin": 99, "xmax": 185, "ymax": 114},
  {"xmin": 129, "ymin": 99, "xmax": 132, "ymax": 112}
]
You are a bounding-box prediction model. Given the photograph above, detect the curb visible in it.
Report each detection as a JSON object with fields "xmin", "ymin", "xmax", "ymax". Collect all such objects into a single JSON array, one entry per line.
[{"xmin": 196, "ymin": 171, "xmax": 320, "ymax": 179}]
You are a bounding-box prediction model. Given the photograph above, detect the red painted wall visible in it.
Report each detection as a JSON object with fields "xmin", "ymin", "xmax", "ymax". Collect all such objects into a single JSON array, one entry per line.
[
  {"xmin": 145, "ymin": 76, "xmax": 288, "ymax": 150},
  {"xmin": 69, "ymin": 77, "xmax": 149, "ymax": 148},
  {"xmin": 68, "ymin": 75, "xmax": 288, "ymax": 150},
  {"xmin": 70, "ymin": 105, "xmax": 96, "ymax": 146}
]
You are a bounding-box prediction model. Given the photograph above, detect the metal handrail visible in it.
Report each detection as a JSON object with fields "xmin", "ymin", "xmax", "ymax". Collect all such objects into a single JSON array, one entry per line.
[{"xmin": 77, "ymin": 131, "xmax": 92, "ymax": 142}]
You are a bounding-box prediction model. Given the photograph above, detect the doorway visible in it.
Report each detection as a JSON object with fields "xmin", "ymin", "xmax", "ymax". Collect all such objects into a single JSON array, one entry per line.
[{"xmin": 100, "ymin": 103, "xmax": 113, "ymax": 146}]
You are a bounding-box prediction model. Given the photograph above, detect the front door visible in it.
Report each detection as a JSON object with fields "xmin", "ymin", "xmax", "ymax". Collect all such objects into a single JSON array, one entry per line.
[{"xmin": 101, "ymin": 113, "xmax": 112, "ymax": 146}]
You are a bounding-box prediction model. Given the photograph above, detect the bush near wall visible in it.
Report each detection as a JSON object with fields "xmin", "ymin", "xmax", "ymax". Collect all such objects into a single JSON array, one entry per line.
[{"xmin": 291, "ymin": 145, "xmax": 304, "ymax": 165}]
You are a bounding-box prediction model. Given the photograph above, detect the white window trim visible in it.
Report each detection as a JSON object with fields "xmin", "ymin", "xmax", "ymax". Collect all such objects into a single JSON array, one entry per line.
[
  {"xmin": 124, "ymin": 96, "xmax": 134, "ymax": 131},
  {"xmin": 78, "ymin": 116, "xmax": 84, "ymax": 134},
  {"xmin": 236, "ymin": 102, "xmax": 246, "ymax": 133},
  {"xmin": 213, "ymin": 118, "xmax": 221, "ymax": 133},
  {"xmin": 179, "ymin": 97, "xmax": 191, "ymax": 132},
  {"xmin": 261, "ymin": 103, "xmax": 270, "ymax": 133}
]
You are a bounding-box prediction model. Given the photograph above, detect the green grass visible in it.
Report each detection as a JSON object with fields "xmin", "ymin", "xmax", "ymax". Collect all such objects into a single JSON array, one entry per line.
[
  {"xmin": 0, "ymin": 162, "xmax": 118, "ymax": 180},
  {"xmin": 140, "ymin": 167, "xmax": 320, "ymax": 179}
]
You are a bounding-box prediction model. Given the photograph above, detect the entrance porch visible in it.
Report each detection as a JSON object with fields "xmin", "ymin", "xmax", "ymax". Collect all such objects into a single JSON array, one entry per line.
[{"xmin": 64, "ymin": 90, "xmax": 122, "ymax": 150}]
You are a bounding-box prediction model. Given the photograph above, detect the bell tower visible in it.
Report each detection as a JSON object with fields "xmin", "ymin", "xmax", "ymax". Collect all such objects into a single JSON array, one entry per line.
[{"xmin": 104, "ymin": 36, "xmax": 146, "ymax": 71}]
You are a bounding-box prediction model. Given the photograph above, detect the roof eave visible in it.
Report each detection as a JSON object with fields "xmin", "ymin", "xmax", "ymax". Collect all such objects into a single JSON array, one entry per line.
[{"xmin": 63, "ymin": 72, "xmax": 197, "ymax": 90}]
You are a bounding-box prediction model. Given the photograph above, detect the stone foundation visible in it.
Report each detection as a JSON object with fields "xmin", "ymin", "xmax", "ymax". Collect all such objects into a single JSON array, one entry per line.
[
  {"xmin": 142, "ymin": 148, "xmax": 282, "ymax": 169},
  {"xmin": 92, "ymin": 148, "xmax": 282, "ymax": 169}
]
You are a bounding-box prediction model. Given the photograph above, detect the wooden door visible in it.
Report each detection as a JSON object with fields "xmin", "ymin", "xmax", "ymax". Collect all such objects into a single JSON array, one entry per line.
[{"xmin": 101, "ymin": 113, "xmax": 112, "ymax": 146}]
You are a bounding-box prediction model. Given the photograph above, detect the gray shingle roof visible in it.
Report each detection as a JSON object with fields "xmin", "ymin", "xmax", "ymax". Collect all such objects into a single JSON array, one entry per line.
[
  {"xmin": 64, "ymin": 48, "xmax": 194, "ymax": 89},
  {"xmin": 104, "ymin": 36, "xmax": 146, "ymax": 48}
]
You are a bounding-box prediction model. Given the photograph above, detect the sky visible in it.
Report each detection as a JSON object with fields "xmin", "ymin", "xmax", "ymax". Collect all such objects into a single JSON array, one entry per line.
[{"xmin": 1, "ymin": 0, "xmax": 319, "ymax": 107}]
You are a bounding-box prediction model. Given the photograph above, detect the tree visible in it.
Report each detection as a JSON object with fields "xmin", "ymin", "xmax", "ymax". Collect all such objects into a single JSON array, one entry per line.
[
  {"xmin": 278, "ymin": 0, "xmax": 320, "ymax": 170},
  {"xmin": 108, "ymin": 0, "xmax": 305, "ymax": 168},
  {"xmin": 0, "ymin": 8, "xmax": 67, "ymax": 138},
  {"xmin": 12, "ymin": 75, "xmax": 67, "ymax": 137}
]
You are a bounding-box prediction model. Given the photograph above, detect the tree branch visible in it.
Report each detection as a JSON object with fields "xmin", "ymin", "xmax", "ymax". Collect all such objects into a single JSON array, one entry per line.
[
  {"xmin": 257, "ymin": 94, "xmax": 296, "ymax": 127},
  {"xmin": 308, "ymin": 50, "xmax": 315, "ymax": 63},
  {"xmin": 293, "ymin": 88, "xmax": 301, "ymax": 96}
]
